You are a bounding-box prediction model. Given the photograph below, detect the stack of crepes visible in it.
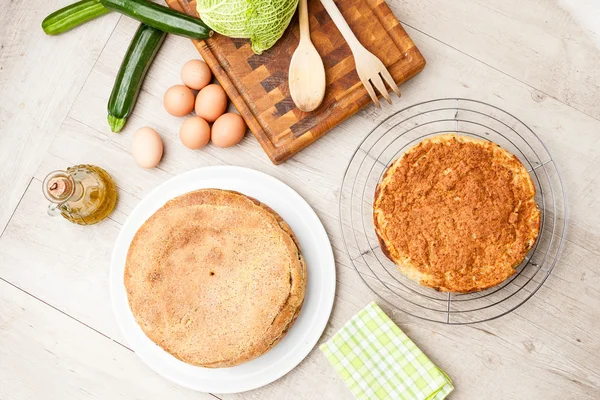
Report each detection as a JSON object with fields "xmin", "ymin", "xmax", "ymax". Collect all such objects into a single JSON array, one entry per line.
[{"xmin": 124, "ymin": 189, "xmax": 307, "ymax": 367}]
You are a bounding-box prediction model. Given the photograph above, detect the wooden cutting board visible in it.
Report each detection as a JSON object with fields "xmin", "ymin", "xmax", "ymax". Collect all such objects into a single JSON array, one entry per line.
[{"xmin": 166, "ymin": 0, "xmax": 425, "ymax": 164}]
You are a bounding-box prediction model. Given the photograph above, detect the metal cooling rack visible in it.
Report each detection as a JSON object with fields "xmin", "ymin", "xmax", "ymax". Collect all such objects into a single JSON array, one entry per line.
[{"xmin": 339, "ymin": 98, "xmax": 567, "ymax": 324}]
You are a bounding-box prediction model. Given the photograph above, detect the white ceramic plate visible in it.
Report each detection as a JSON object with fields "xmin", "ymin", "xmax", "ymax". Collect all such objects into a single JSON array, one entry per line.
[{"xmin": 110, "ymin": 166, "xmax": 336, "ymax": 394}]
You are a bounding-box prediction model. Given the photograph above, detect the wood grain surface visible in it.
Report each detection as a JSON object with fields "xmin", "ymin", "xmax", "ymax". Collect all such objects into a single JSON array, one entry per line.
[
  {"xmin": 1, "ymin": 0, "xmax": 600, "ymax": 399},
  {"xmin": 166, "ymin": 0, "xmax": 425, "ymax": 164}
]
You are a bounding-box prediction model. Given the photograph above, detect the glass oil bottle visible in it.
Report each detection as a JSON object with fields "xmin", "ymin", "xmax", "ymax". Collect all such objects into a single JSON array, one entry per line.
[{"xmin": 42, "ymin": 165, "xmax": 118, "ymax": 225}]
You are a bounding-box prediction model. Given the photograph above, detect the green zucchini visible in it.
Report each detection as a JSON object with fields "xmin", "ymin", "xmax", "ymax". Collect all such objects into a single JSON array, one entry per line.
[
  {"xmin": 100, "ymin": 0, "xmax": 213, "ymax": 39},
  {"xmin": 42, "ymin": 0, "xmax": 110, "ymax": 35},
  {"xmin": 107, "ymin": 23, "xmax": 166, "ymax": 133}
]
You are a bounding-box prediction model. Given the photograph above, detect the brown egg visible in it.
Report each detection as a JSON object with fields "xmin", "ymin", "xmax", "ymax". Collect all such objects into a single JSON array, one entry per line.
[
  {"xmin": 195, "ymin": 84, "xmax": 227, "ymax": 122},
  {"xmin": 164, "ymin": 85, "xmax": 195, "ymax": 117},
  {"xmin": 181, "ymin": 59, "xmax": 212, "ymax": 90},
  {"xmin": 132, "ymin": 127, "xmax": 163, "ymax": 168},
  {"xmin": 211, "ymin": 113, "xmax": 247, "ymax": 148},
  {"xmin": 179, "ymin": 116, "xmax": 211, "ymax": 150}
]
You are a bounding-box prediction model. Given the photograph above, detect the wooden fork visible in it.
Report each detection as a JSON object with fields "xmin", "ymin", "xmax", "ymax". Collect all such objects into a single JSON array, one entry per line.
[{"xmin": 320, "ymin": 0, "xmax": 400, "ymax": 107}]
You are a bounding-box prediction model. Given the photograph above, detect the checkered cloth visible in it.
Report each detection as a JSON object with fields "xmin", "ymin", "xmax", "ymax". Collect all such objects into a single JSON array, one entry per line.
[{"xmin": 320, "ymin": 302, "xmax": 453, "ymax": 400}]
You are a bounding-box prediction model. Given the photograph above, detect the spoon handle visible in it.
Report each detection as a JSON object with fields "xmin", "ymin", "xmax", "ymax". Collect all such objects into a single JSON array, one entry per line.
[{"xmin": 299, "ymin": 0, "xmax": 310, "ymax": 40}]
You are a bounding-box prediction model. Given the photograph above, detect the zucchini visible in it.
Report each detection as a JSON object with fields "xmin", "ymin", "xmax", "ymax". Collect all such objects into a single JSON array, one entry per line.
[
  {"xmin": 107, "ymin": 23, "xmax": 166, "ymax": 133},
  {"xmin": 100, "ymin": 0, "xmax": 213, "ymax": 39},
  {"xmin": 42, "ymin": 0, "xmax": 110, "ymax": 35}
]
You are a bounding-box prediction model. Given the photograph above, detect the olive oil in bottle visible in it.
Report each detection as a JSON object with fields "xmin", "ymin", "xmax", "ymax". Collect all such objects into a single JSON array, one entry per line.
[{"xmin": 42, "ymin": 165, "xmax": 118, "ymax": 225}]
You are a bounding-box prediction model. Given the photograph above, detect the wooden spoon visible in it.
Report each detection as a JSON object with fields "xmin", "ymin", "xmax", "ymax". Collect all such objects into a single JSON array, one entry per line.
[{"xmin": 289, "ymin": 0, "xmax": 326, "ymax": 112}]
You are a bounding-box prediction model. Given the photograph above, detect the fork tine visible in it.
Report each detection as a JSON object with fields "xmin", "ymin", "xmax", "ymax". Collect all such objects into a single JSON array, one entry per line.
[
  {"xmin": 360, "ymin": 77, "xmax": 380, "ymax": 107},
  {"xmin": 371, "ymin": 73, "xmax": 391, "ymax": 104},
  {"xmin": 380, "ymin": 66, "xmax": 401, "ymax": 97}
]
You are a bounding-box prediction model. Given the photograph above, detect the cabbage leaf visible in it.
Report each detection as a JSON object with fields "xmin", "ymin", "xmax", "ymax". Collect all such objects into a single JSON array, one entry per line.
[{"xmin": 197, "ymin": 0, "xmax": 299, "ymax": 54}]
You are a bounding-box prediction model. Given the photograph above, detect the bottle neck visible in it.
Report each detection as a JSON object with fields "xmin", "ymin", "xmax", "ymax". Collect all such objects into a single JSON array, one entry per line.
[{"xmin": 42, "ymin": 170, "xmax": 77, "ymax": 204}]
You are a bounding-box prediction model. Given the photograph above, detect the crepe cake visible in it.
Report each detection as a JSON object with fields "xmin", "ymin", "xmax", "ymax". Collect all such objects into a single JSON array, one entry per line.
[
  {"xmin": 124, "ymin": 189, "xmax": 306, "ymax": 367},
  {"xmin": 373, "ymin": 134, "xmax": 540, "ymax": 293}
]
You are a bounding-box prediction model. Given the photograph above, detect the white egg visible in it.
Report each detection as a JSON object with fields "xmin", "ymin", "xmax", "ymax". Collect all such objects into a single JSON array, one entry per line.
[{"xmin": 132, "ymin": 127, "xmax": 163, "ymax": 168}]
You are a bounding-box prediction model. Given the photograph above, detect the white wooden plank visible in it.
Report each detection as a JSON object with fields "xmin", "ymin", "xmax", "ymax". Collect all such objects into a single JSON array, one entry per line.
[
  {"xmin": 0, "ymin": 280, "xmax": 216, "ymax": 400},
  {"xmin": 0, "ymin": 0, "xmax": 120, "ymax": 234},
  {"xmin": 0, "ymin": 177, "xmax": 126, "ymax": 342},
  {"xmin": 2, "ymin": 25, "xmax": 596, "ymax": 397},
  {"xmin": 1, "ymin": 0, "xmax": 600, "ymax": 398},
  {"xmin": 391, "ymin": 0, "xmax": 600, "ymax": 119}
]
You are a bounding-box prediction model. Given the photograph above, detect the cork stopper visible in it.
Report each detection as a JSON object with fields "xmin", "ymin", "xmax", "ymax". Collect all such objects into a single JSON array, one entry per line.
[
  {"xmin": 42, "ymin": 170, "xmax": 74, "ymax": 203},
  {"xmin": 48, "ymin": 177, "xmax": 70, "ymax": 198}
]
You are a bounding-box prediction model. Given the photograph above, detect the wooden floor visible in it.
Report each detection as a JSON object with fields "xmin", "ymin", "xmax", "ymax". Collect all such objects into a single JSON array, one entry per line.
[{"xmin": 1, "ymin": 0, "xmax": 600, "ymax": 399}]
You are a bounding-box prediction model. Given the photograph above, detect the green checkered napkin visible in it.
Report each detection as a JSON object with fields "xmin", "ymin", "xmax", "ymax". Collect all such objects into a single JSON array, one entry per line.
[{"xmin": 320, "ymin": 302, "xmax": 453, "ymax": 400}]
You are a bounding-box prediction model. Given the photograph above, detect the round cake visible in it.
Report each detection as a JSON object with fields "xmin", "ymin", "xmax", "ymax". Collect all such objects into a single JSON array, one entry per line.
[
  {"xmin": 373, "ymin": 134, "xmax": 540, "ymax": 293},
  {"xmin": 124, "ymin": 189, "xmax": 306, "ymax": 367}
]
